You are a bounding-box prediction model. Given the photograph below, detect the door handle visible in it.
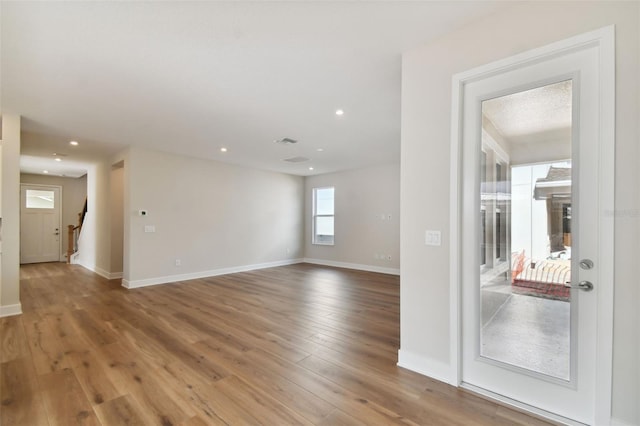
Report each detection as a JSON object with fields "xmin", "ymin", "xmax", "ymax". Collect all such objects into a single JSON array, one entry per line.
[{"xmin": 569, "ymin": 280, "xmax": 594, "ymax": 292}]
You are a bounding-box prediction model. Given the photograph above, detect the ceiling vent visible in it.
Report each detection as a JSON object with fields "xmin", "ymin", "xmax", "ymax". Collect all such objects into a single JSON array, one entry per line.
[
  {"xmin": 274, "ymin": 137, "xmax": 298, "ymax": 145},
  {"xmin": 283, "ymin": 156, "xmax": 310, "ymax": 163}
]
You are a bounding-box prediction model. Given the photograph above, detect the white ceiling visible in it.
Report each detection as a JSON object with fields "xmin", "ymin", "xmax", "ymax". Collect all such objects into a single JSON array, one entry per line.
[
  {"xmin": 2, "ymin": 1, "xmax": 507, "ymax": 177},
  {"xmin": 482, "ymin": 80, "xmax": 573, "ymax": 147}
]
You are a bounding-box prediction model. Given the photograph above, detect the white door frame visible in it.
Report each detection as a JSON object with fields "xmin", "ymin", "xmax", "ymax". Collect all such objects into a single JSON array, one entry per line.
[{"xmin": 449, "ymin": 26, "xmax": 615, "ymax": 424}]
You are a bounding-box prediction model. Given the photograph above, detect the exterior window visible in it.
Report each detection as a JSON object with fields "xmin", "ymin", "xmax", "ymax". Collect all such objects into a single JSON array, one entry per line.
[
  {"xmin": 312, "ymin": 187, "xmax": 334, "ymax": 245},
  {"xmin": 26, "ymin": 189, "xmax": 55, "ymax": 209}
]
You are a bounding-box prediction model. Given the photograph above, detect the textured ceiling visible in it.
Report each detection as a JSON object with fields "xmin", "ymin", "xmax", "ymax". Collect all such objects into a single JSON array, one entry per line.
[
  {"xmin": 2, "ymin": 1, "xmax": 506, "ymax": 177},
  {"xmin": 482, "ymin": 80, "xmax": 573, "ymax": 147}
]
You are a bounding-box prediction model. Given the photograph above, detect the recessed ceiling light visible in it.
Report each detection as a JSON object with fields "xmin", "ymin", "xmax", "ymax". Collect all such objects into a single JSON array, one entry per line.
[
  {"xmin": 308, "ymin": 167, "xmax": 314, "ymax": 171},
  {"xmin": 69, "ymin": 140, "xmax": 79, "ymax": 146},
  {"xmin": 335, "ymin": 109, "xmax": 344, "ymax": 116},
  {"xmin": 316, "ymin": 148, "xmax": 324, "ymax": 152},
  {"xmin": 55, "ymin": 158, "xmax": 62, "ymax": 162},
  {"xmin": 43, "ymin": 170, "xmax": 49, "ymax": 174},
  {"xmin": 220, "ymin": 147, "xmax": 228, "ymax": 153}
]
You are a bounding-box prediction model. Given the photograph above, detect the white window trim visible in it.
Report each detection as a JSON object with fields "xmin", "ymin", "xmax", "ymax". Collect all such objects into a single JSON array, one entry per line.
[{"xmin": 312, "ymin": 186, "xmax": 335, "ymax": 246}]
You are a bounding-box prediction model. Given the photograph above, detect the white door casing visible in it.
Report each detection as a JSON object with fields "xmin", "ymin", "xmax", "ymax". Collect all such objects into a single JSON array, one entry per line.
[
  {"xmin": 20, "ymin": 184, "xmax": 62, "ymax": 264},
  {"xmin": 449, "ymin": 27, "xmax": 614, "ymax": 425}
]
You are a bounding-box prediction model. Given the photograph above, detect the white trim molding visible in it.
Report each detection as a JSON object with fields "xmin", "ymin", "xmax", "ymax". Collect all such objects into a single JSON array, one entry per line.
[
  {"xmin": 0, "ymin": 303, "xmax": 23, "ymax": 318},
  {"xmin": 303, "ymin": 258, "xmax": 400, "ymax": 276},
  {"xmin": 461, "ymin": 383, "xmax": 585, "ymax": 426},
  {"xmin": 610, "ymin": 418, "xmax": 636, "ymax": 426},
  {"xmin": 107, "ymin": 271, "xmax": 123, "ymax": 280},
  {"xmin": 75, "ymin": 262, "xmax": 123, "ymax": 281},
  {"xmin": 397, "ymin": 349, "xmax": 451, "ymax": 385},
  {"xmin": 122, "ymin": 259, "xmax": 305, "ymax": 289}
]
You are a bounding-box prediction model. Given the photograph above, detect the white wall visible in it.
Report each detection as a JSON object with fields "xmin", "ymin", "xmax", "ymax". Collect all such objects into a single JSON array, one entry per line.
[
  {"xmin": 20, "ymin": 173, "xmax": 87, "ymax": 262},
  {"xmin": 110, "ymin": 163, "xmax": 124, "ymax": 276},
  {"xmin": 123, "ymin": 146, "xmax": 304, "ymax": 287},
  {"xmin": 75, "ymin": 162, "xmax": 106, "ymax": 277},
  {"xmin": 400, "ymin": 2, "xmax": 639, "ymax": 424},
  {"xmin": 304, "ymin": 163, "xmax": 400, "ymax": 274},
  {"xmin": 0, "ymin": 115, "xmax": 21, "ymax": 316}
]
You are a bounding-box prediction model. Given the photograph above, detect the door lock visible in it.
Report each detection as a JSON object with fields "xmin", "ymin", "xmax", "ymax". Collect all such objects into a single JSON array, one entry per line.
[
  {"xmin": 579, "ymin": 259, "xmax": 594, "ymax": 270},
  {"xmin": 571, "ymin": 280, "xmax": 594, "ymax": 292}
]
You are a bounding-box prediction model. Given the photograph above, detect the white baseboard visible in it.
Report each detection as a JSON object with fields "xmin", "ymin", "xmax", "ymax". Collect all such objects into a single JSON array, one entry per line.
[
  {"xmin": 0, "ymin": 303, "xmax": 23, "ymax": 318},
  {"xmin": 122, "ymin": 258, "xmax": 305, "ymax": 289},
  {"xmin": 611, "ymin": 417, "xmax": 637, "ymax": 426},
  {"xmin": 93, "ymin": 266, "xmax": 111, "ymax": 280},
  {"xmin": 76, "ymin": 262, "xmax": 122, "ymax": 280},
  {"xmin": 397, "ymin": 349, "xmax": 452, "ymax": 385},
  {"xmin": 303, "ymin": 258, "xmax": 400, "ymax": 276}
]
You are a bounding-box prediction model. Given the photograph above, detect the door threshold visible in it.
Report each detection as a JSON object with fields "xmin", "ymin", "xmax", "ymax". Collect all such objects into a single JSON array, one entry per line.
[{"xmin": 460, "ymin": 382, "xmax": 586, "ymax": 426}]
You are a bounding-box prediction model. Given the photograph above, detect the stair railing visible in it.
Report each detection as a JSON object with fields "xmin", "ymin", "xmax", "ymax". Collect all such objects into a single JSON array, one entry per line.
[{"xmin": 67, "ymin": 199, "xmax": 88, "ymax": 263}]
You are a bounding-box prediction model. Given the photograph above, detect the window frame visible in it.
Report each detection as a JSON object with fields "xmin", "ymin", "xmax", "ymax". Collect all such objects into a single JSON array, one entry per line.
[{"xmin": 312, "ymin": 186, "xmax": 335, "ymax": 246}]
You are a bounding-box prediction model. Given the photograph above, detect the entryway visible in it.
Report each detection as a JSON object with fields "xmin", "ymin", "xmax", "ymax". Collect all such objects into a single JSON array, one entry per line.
[{"xmin": 20, "ymin": 184, "xmax": 62, "ymax": 264}]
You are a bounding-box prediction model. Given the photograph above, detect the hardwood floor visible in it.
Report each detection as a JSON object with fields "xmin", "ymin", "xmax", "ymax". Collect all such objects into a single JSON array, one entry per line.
[{"xmin": 1, "ymin": 262, "xmax": 553, "ymax": 425}]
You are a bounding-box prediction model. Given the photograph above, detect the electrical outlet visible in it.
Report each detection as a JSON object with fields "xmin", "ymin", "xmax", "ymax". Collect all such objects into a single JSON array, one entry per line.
[{"xmin": 175, "ymin": 259, "xmax": 181, "ymax": 267}]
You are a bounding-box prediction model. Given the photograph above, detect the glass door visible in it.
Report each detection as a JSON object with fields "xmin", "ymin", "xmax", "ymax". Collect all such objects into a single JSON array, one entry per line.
[
  {"xmin": 457, "ymin": 34, "xmax": 612, "ymax": 424},
  {"xmin": 479, "ymin": 81, "xmax": 573, "ymax": 381}
]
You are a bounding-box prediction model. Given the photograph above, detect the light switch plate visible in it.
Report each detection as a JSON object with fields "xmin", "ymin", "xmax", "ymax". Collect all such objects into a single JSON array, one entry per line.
[
  {"xmin": 144, "ymin": 225, "xmax": 156, "ymax": 233},
  {"xmin": 425, "ymin": 230, "xmax": 441, "ymax": 246}
]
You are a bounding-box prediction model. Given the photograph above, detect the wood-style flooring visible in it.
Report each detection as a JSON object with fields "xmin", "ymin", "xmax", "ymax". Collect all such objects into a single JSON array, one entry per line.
[{"xmin": 1, "ymin": 262, "xmax": 553, "ymax": 425}]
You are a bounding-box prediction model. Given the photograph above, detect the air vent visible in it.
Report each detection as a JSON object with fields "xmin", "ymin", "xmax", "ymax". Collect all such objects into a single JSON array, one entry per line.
[
  {"xmin": 283, "ymin": 156, "xmax": 310, "ymax": 163},
  {"xmin": 274, "ymin": 137, "xmax": 298, "ymax": 145}
]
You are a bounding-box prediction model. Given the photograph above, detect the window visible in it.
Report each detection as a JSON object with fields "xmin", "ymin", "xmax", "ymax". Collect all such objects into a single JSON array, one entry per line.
[
  {"xmin": 26, "ymin": 189, "xmax": 55, "ymax": 209},
  {"xmin": 480, "ymin": 144, "xmax": 511, "ymax": 273},
  {"xmin": 312, "ymin": 187, "xmax": 334, "ymax": 245}
]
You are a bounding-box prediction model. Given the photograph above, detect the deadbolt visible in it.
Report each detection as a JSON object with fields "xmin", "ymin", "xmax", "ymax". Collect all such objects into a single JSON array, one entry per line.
[{"xmin": 579, "ymin": 259, "xmax": 594, "ymax": 270}]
